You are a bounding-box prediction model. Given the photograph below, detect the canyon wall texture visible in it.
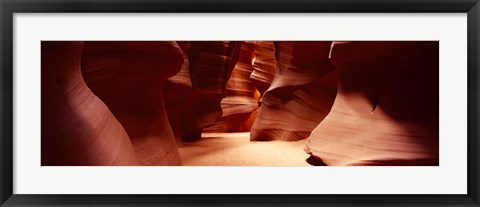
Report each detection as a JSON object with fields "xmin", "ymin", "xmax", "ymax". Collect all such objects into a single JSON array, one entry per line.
[
  {"xmin": 250, "ymin": 41, "xmax": 338, "ymax": 141},
  {"xmin": 164, "ymin": 41, "xmax": 193, "ymax": 146},
  {"xmin": 180, "ymin": 41, "xmax": 242, "ymax": 140},
  {"xmin": 251, "ymin": 41, "xmax": 277, "ymax": 95},
  {"xmin": 304, "ymin": 41, "xmax": 439, "ymax": 166},
  {"xmin": 81, "ymin": 41, "xmax": 184, "ymax": 165},
  {"xmin": 42, "ymin": 42, "xmax": 140, "ymax": 165},
  {"xmin": 205, "ymin": 41, "xmax": 258, "ymax": 132}
]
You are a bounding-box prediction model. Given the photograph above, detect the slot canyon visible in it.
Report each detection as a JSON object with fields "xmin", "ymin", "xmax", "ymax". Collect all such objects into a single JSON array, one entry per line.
[{"xmin": 41, "ymin": 41, "xmax": 439, "ymax": 166}]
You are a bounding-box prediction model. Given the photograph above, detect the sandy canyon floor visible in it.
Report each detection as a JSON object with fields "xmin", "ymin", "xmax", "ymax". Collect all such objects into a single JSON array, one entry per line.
[{"xmin": 178, "ymin": 132, "xmax": 318, "ymax": 166}]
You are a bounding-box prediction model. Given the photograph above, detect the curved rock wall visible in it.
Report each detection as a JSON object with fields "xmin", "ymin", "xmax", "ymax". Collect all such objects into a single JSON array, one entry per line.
[
  {"xmin": 164, "ymin": 41, "xmax": 193, "ymax": 146},
  {"xmin": 205, "ymin": 41, "xmax": 258, "ymax": 132},
  {"xmin": 304, "ymin": 41, "xmax": 439, "ymax": 166},
  {"xmin": 251, "ymin": 41, "xmax": 277, "ymax": 95},
  {"xmin": 81, "ymin": 41, "xmax": 184, "ymax": 165},
  {"xmin": 41, "ymin": 41, "xmax": 140, "ymax": 166},
  {"xmin": 180, "ymin": 41, "xmax": 241, "ymax": 140},
  {"xmin": 250, "ymin": 41, "xmax": 338, "ymax": 141}
]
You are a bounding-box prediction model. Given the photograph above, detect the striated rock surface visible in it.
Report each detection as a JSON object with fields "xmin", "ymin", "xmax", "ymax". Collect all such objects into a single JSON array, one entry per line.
[
  {"xmin": 304, "ymin": 41, "xmax": 439, "ymax": 166},
  {"xmin": 181, "ymin": 41, "xmax": 241, "ymax": 140},
  {"xmin": 250, "ymin": 41, "xmax": 338, "ymax": 141},
  {"xmin": 41, "ymin": 41, "xmax": 140, "ymax": 166},
  {"xmin": 164, "ymin": 41, "xmax": 193, "ymax": 146},
  {"xmin": 205, "ymin": 41, "xmax": 258, "ymax": 132},
  {"xmin": 81, "ymin": 41, "xmax": 184, "ymax": 165},
  {"xmin": 251, "ymin": 41, "xmax": 277, "ymax": 95}
]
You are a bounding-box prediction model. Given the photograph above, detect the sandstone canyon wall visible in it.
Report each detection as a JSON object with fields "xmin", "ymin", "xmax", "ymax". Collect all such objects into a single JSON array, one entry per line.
[
  {"xmin": 205, "ymin": 41, "xmax": 258, "ymax": 132},
  {"xmin": 179, "ymin": 41, "xmax": 241, "ymax": 140},
  {"xmin": 42, "ymin": 42, "xmax": 140, "ymax": 165},
  {"xmin": 164, "ymin": 41, "xmax": 193, "ymax": 146},
  {"xmin": 251, "ymin": 41, "xmax": 277, "ymax": 95},
  {"xmin": 304, "ymin": 41, "xmax": 439, "ymax": 166},
  {"xmin": 81, "ymin": 41, "xmax": 184, "ymax": 165},
  {"xmin": 250, "ymin": 41, "xmax": 338, "ymax": 141}
]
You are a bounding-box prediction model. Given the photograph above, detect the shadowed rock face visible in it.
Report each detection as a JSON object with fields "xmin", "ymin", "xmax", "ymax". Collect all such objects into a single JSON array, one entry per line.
[
  {"xmin": 251, "ymin": 41, "xmax": 277, "ymax": 95},
  {"xmin": 305, "ymin": 41, "xmax": 439, "ymax": 166},
  {"xmin": 41, "ymin": 41, "xmax": 140, "ymax": 166},
  {"xmin": 250, "ymin": 41, "xmax": 338, "ymax": 141},
  {"xmin": 180, "ymin": 41, "xmax": 242, "ymax": 140},
  {"xmin": 164, "ymin": 41, "xmax": 193, "ymax": 146},
  {"xmin": 205, "ymin": 41, "xmax": 258, "ymax": 132},
  {"xmin": 81, "ymin": 41, "xmax": 184, "ymax": 165}
]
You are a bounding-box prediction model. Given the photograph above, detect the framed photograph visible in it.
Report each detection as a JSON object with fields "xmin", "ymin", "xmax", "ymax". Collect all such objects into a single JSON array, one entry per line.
[{"xmin": 1, "ymin": 0, "xmax": 479, "ymax": 206}]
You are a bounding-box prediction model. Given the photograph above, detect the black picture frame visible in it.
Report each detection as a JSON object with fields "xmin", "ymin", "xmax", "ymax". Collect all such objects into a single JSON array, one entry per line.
[{"xmin": 1, "ymin": 0, "xmax": 479, "ymax": 206}]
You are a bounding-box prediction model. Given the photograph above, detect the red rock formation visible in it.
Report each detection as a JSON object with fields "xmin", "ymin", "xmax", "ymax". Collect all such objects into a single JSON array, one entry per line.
[
  {"xmin": 164, "ymin": 41, "xmax": 193, "ymax": 146},
  {"xmin": 205, "ymin": 41, "xmax": 258, "ymax": 132},
  {"xmin": 250, "ymin": 41, "xmax": 338, "ymax": 141},
  {"xmin": 251, "ymin": 41, "xmax": 277, "ymax": 95},
  {"xmin": 304, "ymin": 41, "xmax": 439, "ymax": 166},
  {"xmin": 81, "ymin": 41, "xmax": 184, "ymax": 165},
  {"xmin": 41, "ymin": 41, "xmax": 140, "ymax": 166},
  {"xmin": 180, "ymin": 41, "xmax": 241, "ymax": 140}
]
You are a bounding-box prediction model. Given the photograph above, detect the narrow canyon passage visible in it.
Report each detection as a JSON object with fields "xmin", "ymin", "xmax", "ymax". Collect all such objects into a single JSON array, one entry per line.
[{"xmin": 41, "ymin": 41, "xmax": 439, "ymax": 166}]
